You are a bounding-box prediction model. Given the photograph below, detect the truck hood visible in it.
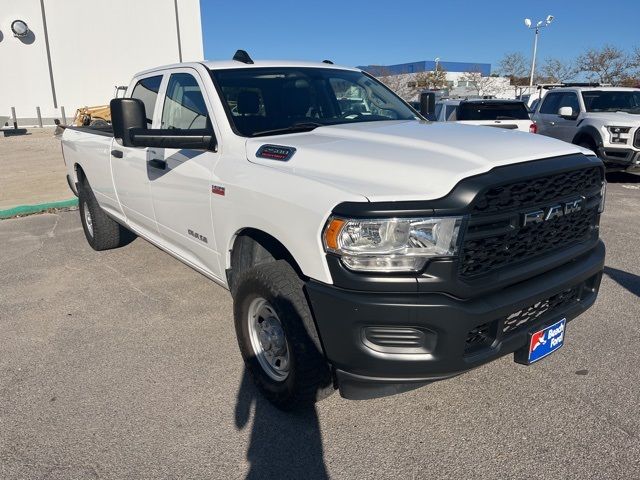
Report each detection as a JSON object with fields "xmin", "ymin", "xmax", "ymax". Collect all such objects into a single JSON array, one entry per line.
[
  {"xmin": 245, "ymin": 120, "xmax": 589, "ymax": 202},
  {"xmin": 580, "ymin": 111, "xmax": 640, "ymax": 125}
]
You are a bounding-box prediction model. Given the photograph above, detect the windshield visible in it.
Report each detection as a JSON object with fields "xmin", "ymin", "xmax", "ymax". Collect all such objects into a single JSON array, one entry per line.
[
  {"xmin": 581, "ymin": 90, "xmax": 640, "ymax": 114},
  {"xmin": 210, "ymin": 67, "xmax": 419, "ymax": 137},
  {"xmin": 457, "ymin": 102, "xmax": 530, "ymax": 121}
]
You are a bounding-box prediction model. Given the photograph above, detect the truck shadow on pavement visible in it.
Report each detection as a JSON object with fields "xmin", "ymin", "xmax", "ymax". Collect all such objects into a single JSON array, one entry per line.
[
  {"xmin": 235, "ymin": 369, "xmax": 329, "ymax": 480},
  {"xmin": 604, "ymin": 266, "xmax": 640, "ymax": 298}
]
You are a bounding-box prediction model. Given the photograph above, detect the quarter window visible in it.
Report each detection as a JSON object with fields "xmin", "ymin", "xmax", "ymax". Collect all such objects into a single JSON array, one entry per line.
[
  {"xmin": 161, "ymin": 73, "xmax": 210, "ymax": 130},
  {"xmin": 130, "ymin": 75, "xmax": 162, "ymax": 125}
]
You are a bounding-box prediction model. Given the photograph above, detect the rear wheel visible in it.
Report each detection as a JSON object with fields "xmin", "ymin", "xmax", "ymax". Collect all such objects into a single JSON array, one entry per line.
[
  {"xmin": 78, "ymin": 177, "xmax": 134, "ymax": 251},
  {"xmin": 233, "ymin": 260, "xmax": 333, "ymax": 410}
]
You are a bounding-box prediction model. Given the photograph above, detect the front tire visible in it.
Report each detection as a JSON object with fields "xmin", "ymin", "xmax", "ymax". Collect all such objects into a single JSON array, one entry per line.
[
  {"xmin": 233, "ymin": 260, "xmax": 333, "ymax": 410},
  {"xmin": 78, "ymin": 177, "xmax": 134, "ymax": 251}
]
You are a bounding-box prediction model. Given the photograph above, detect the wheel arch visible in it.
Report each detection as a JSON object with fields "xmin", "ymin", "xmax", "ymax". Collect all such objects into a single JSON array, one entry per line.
[
  {"xmin": 572, "ymin": 125, "xmax": 603, "ymax": 149},
  {"xmin": 73, "ymin": 163, "xmax": 86, "ymax": 186},
  {"xmin": 227, "ymin": 228, "xmax": 306, "ymax": 293}
]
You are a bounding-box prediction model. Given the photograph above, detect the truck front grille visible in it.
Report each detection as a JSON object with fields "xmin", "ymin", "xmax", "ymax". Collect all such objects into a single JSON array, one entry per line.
[
  {"xmin": 502, "ymin": 285, "xmax": 581, "ymax": 334},
  {"xmin": 460, "ymin": 207, "xmax": 598, "ymax": 278},
  {"xmin": 464, "ymin": 274, "xmax": 599, "ymax": 356},
  {"xmin": 459, "ymin": 167, "xmax": 603, "ymax": 279},
  {"xmin": 471, "ymin": 167, "xmax": 601, "ymax": 214}
]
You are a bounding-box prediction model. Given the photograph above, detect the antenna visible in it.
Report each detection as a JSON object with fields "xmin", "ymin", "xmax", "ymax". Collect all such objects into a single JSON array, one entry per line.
[
  {"xmin": 322, "ymin": 60, "xmax": 334, "ymax": 64},
  {"xmin": 232, "ymin": 49, "xmax": 254, "ymax": 64}
]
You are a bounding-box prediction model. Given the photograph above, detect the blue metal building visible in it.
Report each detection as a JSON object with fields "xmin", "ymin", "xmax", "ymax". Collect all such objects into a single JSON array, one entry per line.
[{"xmin": 358, "ymin": 60, "xmax": 492, "ymax": 76}]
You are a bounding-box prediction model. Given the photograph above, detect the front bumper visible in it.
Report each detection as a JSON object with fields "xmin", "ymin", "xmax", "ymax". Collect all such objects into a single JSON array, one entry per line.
[
  {"xmin": 306, "ymin": 241, "xmax": 605, "ymax": 400},
  {"xmin": 598, "ymin": 147, "xmax": 640, "ymax": 172}
]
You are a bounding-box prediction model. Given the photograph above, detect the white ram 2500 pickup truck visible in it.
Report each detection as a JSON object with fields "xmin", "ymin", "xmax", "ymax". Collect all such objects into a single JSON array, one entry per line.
[{"xmin": 61, "ymin": 51, "xmax": 606, "ymax": 409}]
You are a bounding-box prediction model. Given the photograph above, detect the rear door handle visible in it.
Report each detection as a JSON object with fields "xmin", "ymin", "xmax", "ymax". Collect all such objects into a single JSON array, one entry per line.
[
  {"xmin": 148, "ymin": 158, "xmax": 167, "ymax": 170},
  {"xmin": 111, "ymin": 149, "xmax": 123, "ymax": 158}
]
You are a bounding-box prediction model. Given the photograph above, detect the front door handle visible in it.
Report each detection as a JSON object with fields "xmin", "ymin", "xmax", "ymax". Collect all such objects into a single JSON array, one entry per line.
[
  {"xmin": 111, "ymin": 149, "xmax": 123, "ymax": 158},
  {"xmin": 148, "ymin": 158, "xmax": 167, "ymax": 170},
  {"xmin": 549, "ymin": 121, "xmax": 556, "ymax": 126}
]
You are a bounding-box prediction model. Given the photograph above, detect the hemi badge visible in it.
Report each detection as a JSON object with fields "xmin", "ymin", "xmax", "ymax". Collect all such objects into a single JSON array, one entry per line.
[
  {"xmin": 212, "ymin": 185, "xmax": 226, "ymax": 196},
  {"xmin": 256, "ymin": 144, "xmax": 296, "ymax": 161}
]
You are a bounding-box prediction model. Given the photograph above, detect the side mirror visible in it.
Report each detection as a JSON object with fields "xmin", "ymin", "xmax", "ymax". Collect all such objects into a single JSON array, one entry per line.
[
  {"xmin": 558, "ymin": 106, "xmax": 577, "ymax": 119},
  {"xmin": 419, "ymin": 92, "xmax": 436, "ymax": 118},
  {"xmin": 110, "ymin": 98, "xmax": 216, "ymax": 150},
  {"xmin": 110, "ymin": 98, "xmax": 146, "ymax": 147}
]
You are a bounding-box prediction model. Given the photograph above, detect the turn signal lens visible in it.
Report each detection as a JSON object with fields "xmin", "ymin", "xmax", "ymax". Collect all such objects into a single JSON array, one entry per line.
[
  {"xmin": 324, "ymin": 218, "xmax": 345, "ymax": 250},
  {"xmin": 529, "ymin": 123, "xmax": 538, "ymax": 134}
]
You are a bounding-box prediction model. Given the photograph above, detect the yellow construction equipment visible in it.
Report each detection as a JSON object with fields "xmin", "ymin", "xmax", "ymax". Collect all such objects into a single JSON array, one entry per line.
[
  {"xmin": 71, "ymin": 86, "xmax": 128, "ymax": 127},
  {"xmin": 73, "ymin": 105, "xmax": 111, "ymax": 127}
]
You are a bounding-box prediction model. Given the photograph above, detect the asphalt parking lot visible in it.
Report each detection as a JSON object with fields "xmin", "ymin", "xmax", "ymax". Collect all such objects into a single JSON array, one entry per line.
[{"xmin": 1, "ymin": 174, "xmax": 639, "ymax": 479}]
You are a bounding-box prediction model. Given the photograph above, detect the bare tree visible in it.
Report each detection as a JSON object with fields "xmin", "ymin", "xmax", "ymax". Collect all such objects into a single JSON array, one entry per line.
[
  {"xmin": 458, "ymin": 69, "xmax": 500, "ymax": 96},
  {"xmin": 414, "ymin": 65, "xmax": 448, "ymax": 90},
  {"xmin": 368, "ymin": 66, "xmax": 404, "ymax": 93},
  {"xmin": 540, "ymin": 58, "xmax": 576, "ymax": 83},
  {"xmin": 633, "ymin": 46, "xmax": 640, "ymax": 70},
  {"xmin": 499, "ymin": 52, "xmax": 529, "ymax": 84},
  {"xmin": 575, "ymin": 45, "xmax": 630, "ymax": 84},
  {"xmin": 619, "ymin": 48, "xmax": 640, "ymax": 87}
]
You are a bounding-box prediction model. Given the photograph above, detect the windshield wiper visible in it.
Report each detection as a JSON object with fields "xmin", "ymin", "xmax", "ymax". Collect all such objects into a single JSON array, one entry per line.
[{"xmin": 251, "ymin": 122, "xmax": 324, "ymax": 137}]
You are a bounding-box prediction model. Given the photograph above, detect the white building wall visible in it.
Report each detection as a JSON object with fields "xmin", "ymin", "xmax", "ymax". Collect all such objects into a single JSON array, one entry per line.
[{"xmin": 0, "ymin": 0, "xmax": 203, "ymax": 125}]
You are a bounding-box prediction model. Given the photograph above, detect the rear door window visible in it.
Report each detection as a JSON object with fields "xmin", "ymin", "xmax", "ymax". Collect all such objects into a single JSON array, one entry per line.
[
  {"xmin": 457, "ymin": 102, "xmax": 530, "ymax": 120},
  {"xmin": 161, "ymin": 73, "xmax": 210, "ymax": 130},
  {"xmin": 130, "ymin": 75, "xmax": 163, "ymax": 125}
]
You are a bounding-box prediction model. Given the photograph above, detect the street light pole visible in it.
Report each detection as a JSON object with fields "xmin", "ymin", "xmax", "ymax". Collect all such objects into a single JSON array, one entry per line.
[
  {"xmin": 524, "ymin": 15, "xmax": 554, "ymax": 88},
  {"xmin": 528, "ymin": 27, "xmax": 539, "ymax": 88}
]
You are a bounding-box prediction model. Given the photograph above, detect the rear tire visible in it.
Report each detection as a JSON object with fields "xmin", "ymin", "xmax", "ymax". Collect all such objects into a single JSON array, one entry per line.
[
  {"xmin": 233, "ymin": 260, "xmax": 333, "ymax": 410},
  {"xmin": 78, "ymin": 177, "xmax": 134, "ymax": 251}
]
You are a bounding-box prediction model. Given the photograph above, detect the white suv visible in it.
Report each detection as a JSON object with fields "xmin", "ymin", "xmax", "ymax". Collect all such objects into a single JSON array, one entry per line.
[{"xmin": 532, "ymin": 86, "xmax": 640, "ymax": 172}]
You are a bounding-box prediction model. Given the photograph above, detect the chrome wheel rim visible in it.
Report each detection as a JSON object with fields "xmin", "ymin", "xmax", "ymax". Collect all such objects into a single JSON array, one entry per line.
[
  {"xmin": 247, "ymin": 297, "xmax": 290, "ymax": 381},
  {"xmin": 83, "ymin": 202, "xmax": 93, "ymax": 237}
]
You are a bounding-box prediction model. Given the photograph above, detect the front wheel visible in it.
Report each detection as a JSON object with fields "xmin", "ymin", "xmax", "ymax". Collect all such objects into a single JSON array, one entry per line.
[{"xmin": 233, "ymin": 260, "xmax": 333, "ymax": 410}]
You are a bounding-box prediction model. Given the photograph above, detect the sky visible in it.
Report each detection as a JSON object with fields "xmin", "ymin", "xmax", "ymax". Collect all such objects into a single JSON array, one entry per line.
[{"xmin": 200, "ymin": 0, "xmax": 639, "ymax": 72}]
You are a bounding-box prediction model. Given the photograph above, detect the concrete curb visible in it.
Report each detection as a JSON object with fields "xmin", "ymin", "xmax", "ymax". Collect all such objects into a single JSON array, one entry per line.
[{"xmin": 0, "ymin": 198, "xmax": 79, "ymax": 219}]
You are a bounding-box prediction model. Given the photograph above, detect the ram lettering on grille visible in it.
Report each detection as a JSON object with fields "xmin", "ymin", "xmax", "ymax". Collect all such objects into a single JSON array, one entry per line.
[{"xmin": 459, "ymin": 167, "xmax": 602, "ymax": 279}]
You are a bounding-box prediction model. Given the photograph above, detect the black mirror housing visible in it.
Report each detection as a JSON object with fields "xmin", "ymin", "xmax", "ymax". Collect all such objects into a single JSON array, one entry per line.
[
  {"xmin": 110, "ymin": 98, "xmax": 146, "ymax": 147},
  {"xmin": 419, "ymin": 92, "xmax": 436, "ymax": 118}
]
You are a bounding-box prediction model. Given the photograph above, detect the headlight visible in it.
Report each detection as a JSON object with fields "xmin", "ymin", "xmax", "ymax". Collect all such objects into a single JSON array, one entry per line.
[
  {"xmin": 323, "ymin": 216, "xmax": 463, "ymax": 272},
  {"xmin": 607, "ymin": 126, "xmax": 631, "ymax": 144}
]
